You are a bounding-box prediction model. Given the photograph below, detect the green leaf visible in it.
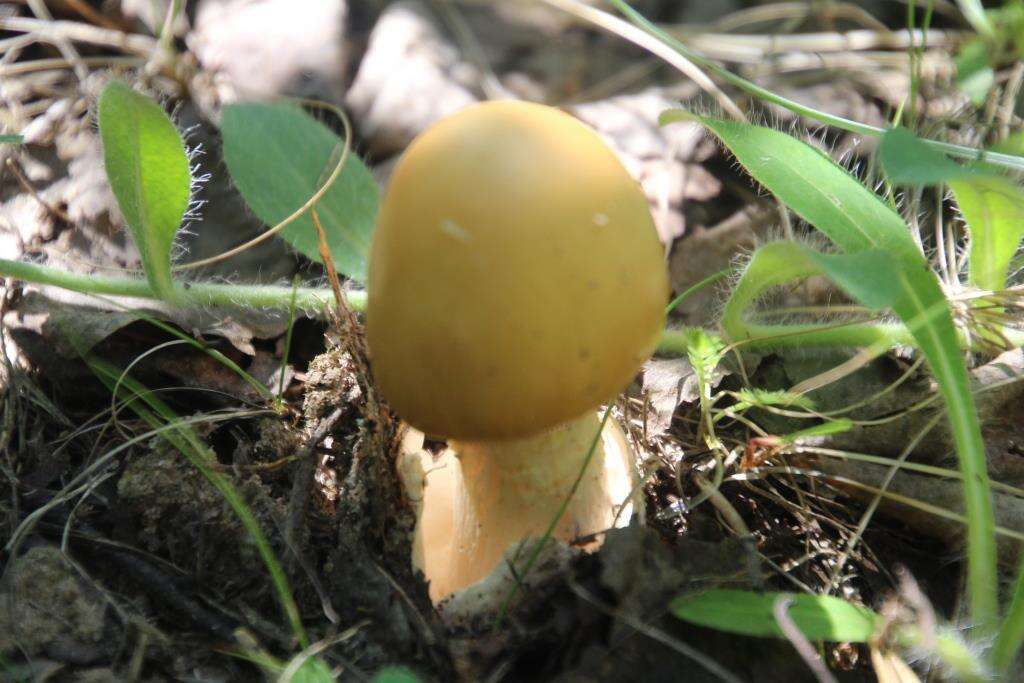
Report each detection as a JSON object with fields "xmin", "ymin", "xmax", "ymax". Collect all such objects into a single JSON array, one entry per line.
[
  {"xmin": 780, "ymin": 419, "xmax": 854, "ymax": 442},
  {"xmin": 991, "ymin": 131, "xmax": 1024, "ymax": 156},
  {"xmin": 0, "ymin": 134, "xmax": 23, "ymax": 144},
  {"xmin": 671, "ymin": 589, "xmax": 878, "ymax": 642},
  {"xmin": 879, "ymin": 127, "xmax": 979, "ymax": 185},
  {"xmin": 98, "ymin": 81, "xmax": 190, "ymax": 301},
  {"xmin": 288, "ymin": 656, "xmax": 335, "ymax": 683},
  {"xmin": 664, "ymin": 111, "xmax": 918, "ymax": 260},
  {"xmin": 955, "ymin": 38, "xmax": 995, "ymax": 106},
  {"xmin": 733, "ymin": 388, "xmax": 815, "ymax": 411},
  {"xmin": 726, "ymin": 241, "xmax": 998, "ymax": 630},
  {"xmin": 952, "ymin": 176, "xmax": 1024, "ymax": 291},
  {"xmin": 372, "ymin": 666, "xmax": 421, "ymax": 683},
  {"xmin": 221, "ymin": 102, "xmax": 377, "ymax": 282},
  {"xmin": 688, "ymin": 113, "xmax": 998, "ymax": 630},
  {"xmin": 722, "ymin": 241, "xmax": 903, "ymax": 349},
  {"xmin": 876, "ymin": 126, "xmax": 1024, "ymax": 292}
]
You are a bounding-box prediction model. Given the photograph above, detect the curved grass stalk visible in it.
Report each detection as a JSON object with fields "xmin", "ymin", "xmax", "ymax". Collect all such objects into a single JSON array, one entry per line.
[
  {"xmin": 604, "ymin": 0, "xmax": 1024, "ymax": 173},
  {"xmin": 172, "ymin": 99, "xmax": 354, "ymax": 273}
]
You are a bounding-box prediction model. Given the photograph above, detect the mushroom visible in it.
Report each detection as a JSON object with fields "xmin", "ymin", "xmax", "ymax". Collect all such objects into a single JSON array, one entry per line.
[{"xmin": 367, "ymin": 101, "xmax": 668, "ymax": 602}]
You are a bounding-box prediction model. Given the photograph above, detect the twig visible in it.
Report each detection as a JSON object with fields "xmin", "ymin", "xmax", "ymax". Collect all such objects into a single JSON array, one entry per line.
[
  {"xmin": 674, "ymin": 27, "xmax": 964, "ymax": 62},
  {"xmin": 62, "ymin": 0, "xmax": 126, "ymax": 30},
  {"xmin": 710, "ymin": 1, "xmax": 909, "ymax": 32},
  {"xmin": 0, "ymin": 55, "xmax": 145, "ymax": 77},
  {"xmin": 5, "ymin": 158, "xmax": 72, "ymax": 225},
  {"xmin": 311, "ymin": 208, "xmax": 345, "ymax": 313},
  {"xmin": 538, "ymin": 0, "xmax": 746, "ymax": 121},
  {"xmin": 0, "ymin": 16, "xmax": 156, "ymax": 56},
  {"xmin": 285, "ymin": 406, "xmax": 346, "ymax": 552},
  {"xmin": 434, "ymin": 0, "xmax": 508, "ymax": 100},
  {"xmin": 24, "ymin": 0, "xmax": 87, "ymax": 80},
  {"xmin": 773, "ymin": 596, "xmax": 839, "ymax": 683}
]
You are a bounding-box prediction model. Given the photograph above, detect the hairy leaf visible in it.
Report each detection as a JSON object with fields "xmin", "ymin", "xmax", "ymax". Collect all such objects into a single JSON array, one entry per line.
[
  {"xmin": 98, "ymin": 81, "xmax": 190, "ymax": 300},
  {"xmin": 879, "ymin": 127, "xmax": 978, "ymax": 185}
]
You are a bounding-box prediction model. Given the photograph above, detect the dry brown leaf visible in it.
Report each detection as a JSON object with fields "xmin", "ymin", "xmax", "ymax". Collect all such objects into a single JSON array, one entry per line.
[{"xmin": 641, "ymin": 356, "xmax": 726, "ymax": 435}]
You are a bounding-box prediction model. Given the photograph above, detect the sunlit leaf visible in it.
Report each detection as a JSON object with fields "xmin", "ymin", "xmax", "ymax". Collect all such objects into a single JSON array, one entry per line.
[
  {"xmin": 733, "ymin": 388, "xmax": 815, "ymax": 411},
  {"xmin": 221, "ymin": 102, "xmax": 377, "ymax": 282},
  {"xmin": 952, "ymin": 176, "xmax": 1024, "ymax": 291},
  {"xmin": 662, "ymin": 110, "xmax": 916, "ymax": 259},
  {"xmin": 781, "ymin": 419, "xmax": 854, "ymax": 442},
  {"xmin": 671, "ymin": 589, "xmax": 878, "ymax": 642},
  {"xmin": 98, "ymin": 81, "xmax": 190, "ymax": 301}
]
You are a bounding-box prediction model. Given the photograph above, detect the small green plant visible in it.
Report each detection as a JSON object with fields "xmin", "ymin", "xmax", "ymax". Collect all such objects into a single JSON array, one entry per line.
[
  {"xmin": 672, "ymin": 588, "xmax": 987, "ymax": 682},
  {"xmin": 953, "ymin": 0, "xmax": 1024, "ymax": 104}
]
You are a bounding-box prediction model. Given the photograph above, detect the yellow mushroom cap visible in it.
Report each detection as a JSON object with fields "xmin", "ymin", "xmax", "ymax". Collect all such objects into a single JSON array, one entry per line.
[{"xmin": 367, "ymin": 100, "xmax": 668, "ymax": 440}]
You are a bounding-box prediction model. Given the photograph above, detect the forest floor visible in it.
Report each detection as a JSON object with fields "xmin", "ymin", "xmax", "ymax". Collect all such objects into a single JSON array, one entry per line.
[{"xmin": 2, "ymin": 1, "xmax": 1022, "ymax": 681}]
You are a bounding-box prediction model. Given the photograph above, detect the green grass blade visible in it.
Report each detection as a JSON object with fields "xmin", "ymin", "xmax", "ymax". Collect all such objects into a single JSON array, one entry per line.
[
  {"xmin": 779, "ymin": 419, "xmax": 854, "ymax": 442},
  {"xmin": 221, "ymin": 102, "xmax": 377, "ymax": 282},
  {"xmin": 80, "ymin": 354, "xmax": 309, "ymax": 647},
  {"xmin": 956, "ymin": 0, "xmax": 995, "ymax": 37},
  {"xmin": 0, "ymin": 134, "xmax": 23, "ymax": 144},
  {"xmin": 671, "ymin": 588, "xmax": 878, "ymax": 642},
  {"xmin": 993, "ymin": 556, "xmax": 1024, "ymax": 672},
  {"xmin": 728, "ymin": 244, "xmax": 999, "ymax": 633},
  {"xmin": 611, "ymin": 0, "xmax": 1024, "ymax": 172},
  {"xmin": 816, "ymin": 248, "xmax": 998, "ymax": 632},
  {"xmin": 732, "ymin": 388, "xmax": 816, "ymax": 412},
  {"xmin": 97, "ymin": 81, "xmax": 190, "ymax": 301}
]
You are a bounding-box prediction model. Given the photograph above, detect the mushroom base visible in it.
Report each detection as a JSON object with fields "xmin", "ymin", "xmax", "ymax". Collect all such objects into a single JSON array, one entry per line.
[{"xmin": 399, "ymin": 412, "xmax": 637, "ymax": 603}]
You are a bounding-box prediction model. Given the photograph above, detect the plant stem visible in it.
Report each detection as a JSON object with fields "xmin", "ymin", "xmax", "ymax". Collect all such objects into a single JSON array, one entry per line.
[
  {"xmin": 0, "ymin": 257, "xmax": 358, "ymax": 311},
  {"xmin": 992, "ymin": 555, "xmax": 1024, "ymax": 673},
  {"xmin": 7, "ymin": 258, "xmax": 1024, "ymax": 356},
  {"xmin": 896, "ymin": 625, "xmax": 989, "ymax": 683}
]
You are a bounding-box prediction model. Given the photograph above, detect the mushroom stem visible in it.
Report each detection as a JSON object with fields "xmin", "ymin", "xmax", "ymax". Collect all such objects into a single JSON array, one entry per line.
[{"xmin": 418, "ymin": 412, "xmax": 635, "ymax": 601}]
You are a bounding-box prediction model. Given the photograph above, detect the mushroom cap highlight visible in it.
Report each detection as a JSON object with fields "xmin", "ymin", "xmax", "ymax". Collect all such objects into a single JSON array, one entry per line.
[{"xmin": 367, "ymin": 100, "xmax": 668, "ymax": 440}]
